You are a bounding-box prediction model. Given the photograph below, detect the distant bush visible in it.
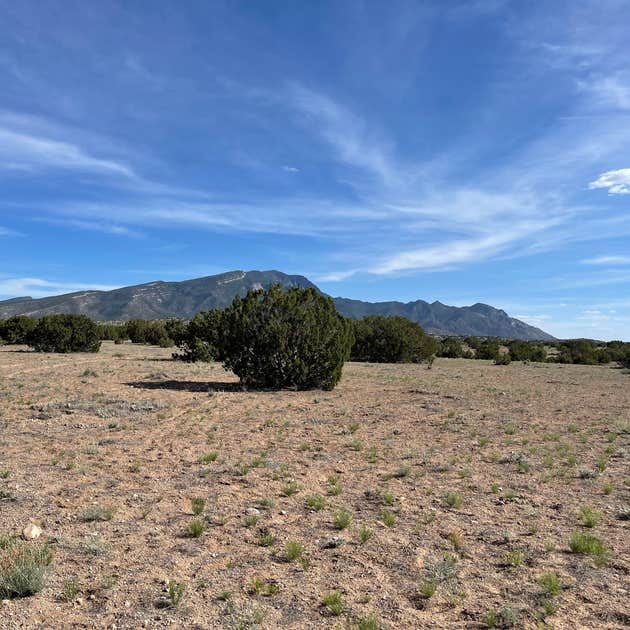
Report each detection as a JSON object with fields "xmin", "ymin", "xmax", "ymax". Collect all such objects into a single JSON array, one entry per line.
[
  {"xmin": 96, "ymin": 323, "xmax": 128, "ymax": 342},
  {"xmin": 29, "ymin": 314, "xmax": 101, "ymax": 353},
  {"xmin": 508, "ymin": 340, "xmax": 547, "ymax": 362},
  {"xmin": 221, "ymin": 285, "xmax": 353, "ymax": 390},
  {"xmin": 351, "ymin": 315, "xmax": 438, "ymax": 364},
  {"xmin": 0, "ymin": 316, "xmax": 37, "ymax": 345},
  {"xmin": 438, "ymin": 337, "xmax": 464, "ymax": 359},
  {"xmin": 475, "ymin": 338, "xmax": 501, "ymax": 361},
  {"xmin": 125, "ymin": 319, "xmax": 174, "ymax": 347},
  {"xmin": 494, "ymin": 353, "xmax": 511, "ymax": 366},
  {"xmin": 175, "ymin": 310, "xmax": 224, "ymax": 362}
]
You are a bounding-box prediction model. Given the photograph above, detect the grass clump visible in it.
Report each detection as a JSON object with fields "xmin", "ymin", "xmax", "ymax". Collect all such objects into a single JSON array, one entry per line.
[
  {"xmin": 305, "ymin": 494, "xmax": 325, "ymax": 511},
  {"xmin": 62, "ymin": 577, "xmax": 80, "ymax": 601},
  {"xmin": 328, "ymin": 474, "xmax": 343, "ymax": 496},
  {"xmin": 568, "ymin": 531, "xmax": 611, "ymax": 566},
  {"xmin": 249, "ymin": 577, "xmax": 279, "ymax": 596},
  {"xmin": 579, "ymin": 505, "xmax": 601, "ymax": 528},
  {"xmin": 333, "ymin": 510, "xmax": 352, "ymax": 530},
  {"xmin": 380, "ymin": 509, "xmax": 396, "ymax": 527},
  {"xmin": 285, "ymin": 540, "xmax": 305, "ymax": 562},
  {"xmin": 82, "ymin": 506, "xmax": 113, "ymax": 522},
  {"xmin": 355, "ymin": 613, "xmax": 380, "ymax": 630},
  {"xmin": 167, "ymin": 581, "xmax": 185, "ymax": 607},
  {"xmin": 187, "ymin": 518, "xmax": 206, "ymax": 538},
  {"xmin": 191, "ymin": 497, "xmax": 206, "ymax": 515},
  {"xmin": 281, "ymin": 480, "xmax": 298, "ymax": 497},
  {"xmin": 443, "ymin": 491, "xmax": 462, "ymax": 509},
  {"xmin": 322, "ymin": 590, "xmax": 345, "ymax": 616},
  {"xmin": 0, "ymin": 536, "xmax": 53, "ymax": 598},
  {"xmin": 199, "ymin": 451, "xmax": 219, "ymax": 464},
  {"xmin": 358, "ymin": 525, "xmax": 373, "ymax": 545},
  {"xmin": 539, "ymin": 571, "xmax": 562, "ymax": 596}
]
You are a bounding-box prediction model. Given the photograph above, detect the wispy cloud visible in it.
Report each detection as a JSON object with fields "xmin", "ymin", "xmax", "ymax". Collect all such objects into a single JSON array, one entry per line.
[
  {"xmin": 0, "ymin": 126, "xmax": 134, "ymax": 177},
  {"xmin": 589, "ymin": 168, "xmax": 630, "ymax": 194},
  {"xmin": 0, "ymin": 226, "xmax": 20, "ymax": 237},
  {"xmin": 33, "ymin": 217, "xmax": 144, "ymax": 238},
  {"xmin": 582, "ymin": 255, "xmax": 630, "ymax": 265},
  {"xmin": 0, "ymin": 277, "xmax": 119, "ymax": 299},
  {"xmin": 287, "ymin": 84, "xmax": 402, "ymax": 188}
]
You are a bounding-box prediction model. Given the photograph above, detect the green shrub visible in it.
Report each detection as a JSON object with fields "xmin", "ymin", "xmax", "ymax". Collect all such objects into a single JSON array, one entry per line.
[
  {"xmin": 494, "ymin": 353, "xmax": 511, "ymax": 366},
  {"xmin": 221, "ymin": 285, "xmax": 353, "ymax": 390},
  {"xmin": 29, "ymin": 315, "xmax": 100, "ymax": 353},
  {"xmin": 438, "ymin": 337, "xmax": 464, "ymax": 358},
  {"xmin": 568, "ymin": 531, "xmax": 611, "ymax": 566},
  {"xmin": 96, "ymin": 323, "xmax": 128, "ymax": 342},
  {"xmin": 351, "ymin": 315, "xmax": 438, "ymax": 363},
  {"xmin": 476, "ymin": 338, "xmax": 501, "ymax": 361},
  {"xmin": 0, "ymin": 536, "xmax": 53, "ymax": 598},
  {"xmin": 125, "ymin": 319, "xmax": 174, "ymax": 347},
  {"xmin": 175, "ymin": 310, "xmax": 224, "ymax": 362},
  {"xmin": 0, "ymin": 316, "xmax": 37, "ymax": 345}
]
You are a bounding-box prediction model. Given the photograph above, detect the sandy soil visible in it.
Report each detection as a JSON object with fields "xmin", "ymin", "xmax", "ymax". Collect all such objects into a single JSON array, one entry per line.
[{"xmin": 0, "ymin": 342, "xmax": 628, "ymax": 629}]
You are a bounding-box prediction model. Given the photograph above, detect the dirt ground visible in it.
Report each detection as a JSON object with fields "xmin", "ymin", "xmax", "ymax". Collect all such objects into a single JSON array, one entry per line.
[{"xmin": 0, "ymin": 342, "xmax": 628, "ymax": 629}]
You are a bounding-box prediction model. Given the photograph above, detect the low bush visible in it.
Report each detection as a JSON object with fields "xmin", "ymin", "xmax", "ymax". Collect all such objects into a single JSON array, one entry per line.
[
  {"xmin": 29, "ymin": 315, "xmax": 101, "ymax": 353},
  {"xmin": 175, "ymin": 310, "xmax": 224, "ymax": 362},
  {"xmin": 221, "ymin": 285, "xmax": 353, "ymax": 390},
  {"xmin": 0, "ymin": 316, "xmax": 37, "ymax": 345},
  {"xmin": 351, "ymin": 315, "xmax": 438, "ymax": 364},
  {"xmin": 0, "ymin": 536, "xmax": 53, "ymax": 599}
]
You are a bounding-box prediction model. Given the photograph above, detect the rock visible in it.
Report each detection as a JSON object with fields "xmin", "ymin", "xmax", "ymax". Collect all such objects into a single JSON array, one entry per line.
[
  {"xmin": 22, "ymin": 523, "xmax": 42, "ymax": 540},
  {"xmin": 246, "ymin": 507, "xmax": 260, "ymax": 516}
]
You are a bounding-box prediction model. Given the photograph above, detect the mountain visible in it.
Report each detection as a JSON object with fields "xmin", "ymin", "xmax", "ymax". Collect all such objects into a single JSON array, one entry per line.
[
  {"xmin": 0, "ymin": 270, "xmax": 554, "ymax": 340},
  {"xmin": 333, "ymin": 298, "xmax": 554, "ymax": 340}
]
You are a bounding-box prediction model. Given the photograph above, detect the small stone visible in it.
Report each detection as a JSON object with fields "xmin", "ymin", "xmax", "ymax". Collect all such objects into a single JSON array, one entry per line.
[
  {"xmin": 279, "ymin": 510, "xmax": 288, "ymax": 515},
  {"xmin": 246, "ymin": 508, "xmax": 260, "ymax": 516},
  {"xmin": 22, "ymin": 523, "xmax": 42, "ymax": 540}
]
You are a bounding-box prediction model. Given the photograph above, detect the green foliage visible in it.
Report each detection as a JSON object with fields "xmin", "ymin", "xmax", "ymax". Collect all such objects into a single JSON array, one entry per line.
[
  {"xmin": 29, "ymin": 314, "xmax": 101, "ymax": 353},
  {"xmin": 0, "ymin": 536, "xmax": 53, "ymax": 599},
  {"xmin": 568, "ymin": 531, "xmax": 611, "ymax": 566},
  {"xmin": 221, "ymin": 285, "xmax": 353, "ymax": 390},
  {"xmin": 96, "ymin": 323, "xmax": 128, "ymax": 342},
  {"xmin": 175, "ymin": 309, "xmax": 224, "ymax": 362},
  {"xmin": 126, "ymin": 319, "xmax": 175, "ymax": 347},
  {"xmin": 494, "ymin": 353, "xmax": 511, "ymax": 365},
  {"xmin": 438, "ymin": 337, "xmax": 465, "ymax": 358},
  {"xmin": 351, "ymin": 315, "xmax": 438, "ymax": 363},
  {"xmin": 476, "ymin": 338, "xmax": 501, "ymax": 360},
  {"xmin": 0, "ymin": 316, "xmax": 37, "ymax": 345}
]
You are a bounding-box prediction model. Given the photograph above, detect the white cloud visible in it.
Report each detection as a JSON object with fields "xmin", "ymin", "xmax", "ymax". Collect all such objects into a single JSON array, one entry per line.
[
  {"xmin": 588, "ymin": 168, "xmax": 630, "ymax": 194},
  {"xmin": 0, "ymin": 127, "xmax": 134, "ymax": 177},
  {"xmin": 282, "ymin": 165, "xmax": 300, "ymax": 172},
  {"xmin": 0, "ymin": 226, "xmax": 20, "ymax": 237},
  {"xmin": 582, "ymin": 255, "xmax": 630, "ymax": 265},
  {"xmin": 313, "ymin": 269, "xmax": 358, "ymax": 282},
  {"xmin": 582, "ymin": 75, "xmax": 630, "ymax": 111},
  {"xmin": 0, "ymin": 277, "xmax": 119, "ymax": 299},
  {"xmin": 287, "ymin": 85, "xmax": 401, "ymax": 187}
]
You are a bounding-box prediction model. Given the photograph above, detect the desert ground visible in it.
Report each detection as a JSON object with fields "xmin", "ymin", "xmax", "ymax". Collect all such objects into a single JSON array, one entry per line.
[{"xmin": 0, "ymin": 342, "xmax": 628, "ymax": 629}]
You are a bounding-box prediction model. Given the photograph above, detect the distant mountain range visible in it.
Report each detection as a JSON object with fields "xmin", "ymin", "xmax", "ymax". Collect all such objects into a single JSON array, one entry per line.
[{"xmin": 0, "ymin": 270, "xmax": 554, "ymax": 340}]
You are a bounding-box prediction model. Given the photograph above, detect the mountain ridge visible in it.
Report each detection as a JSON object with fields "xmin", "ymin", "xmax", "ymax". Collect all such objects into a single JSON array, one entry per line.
[{"xmin": 0, "ymin": 270, "xmax": 554, "ymax": 340}]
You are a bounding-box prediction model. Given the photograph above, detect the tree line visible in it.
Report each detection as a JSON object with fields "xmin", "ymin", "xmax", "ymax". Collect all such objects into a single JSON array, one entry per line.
[{"xmin": 1, "ymin": 286, "xmax": 629, "ymax": 391}]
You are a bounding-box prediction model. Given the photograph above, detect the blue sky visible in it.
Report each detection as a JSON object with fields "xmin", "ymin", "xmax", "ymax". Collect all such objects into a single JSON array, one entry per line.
[{"xmin": 1, "ymin": 1, "xmax": 629, "ymax": 340}]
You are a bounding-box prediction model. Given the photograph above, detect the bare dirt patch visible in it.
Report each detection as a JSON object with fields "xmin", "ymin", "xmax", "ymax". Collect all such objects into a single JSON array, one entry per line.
[{"xmin": 0, "ymin": 342, "xmax": 628, "ymax": 628}]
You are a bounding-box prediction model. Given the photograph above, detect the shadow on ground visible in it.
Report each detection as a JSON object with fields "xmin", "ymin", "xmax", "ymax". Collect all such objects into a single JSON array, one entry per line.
[{"xmin": 125, "ymin": 379, "xmax": 245, "ymax": 392}]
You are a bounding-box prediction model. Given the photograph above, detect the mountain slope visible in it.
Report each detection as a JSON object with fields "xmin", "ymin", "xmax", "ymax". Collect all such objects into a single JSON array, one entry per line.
[
  {"xmin": 0, "ymin": 270, "xmax": 554, "ymax": 340},
  {"xmin": 332, "ymin": 298, "xmax": 554, "ymax": 340}
]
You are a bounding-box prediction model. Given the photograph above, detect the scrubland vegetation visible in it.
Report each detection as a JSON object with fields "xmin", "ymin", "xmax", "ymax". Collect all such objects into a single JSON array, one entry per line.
[{"xmin": 0, "ymin": 286, "xmax": 628, "ymax": 627}]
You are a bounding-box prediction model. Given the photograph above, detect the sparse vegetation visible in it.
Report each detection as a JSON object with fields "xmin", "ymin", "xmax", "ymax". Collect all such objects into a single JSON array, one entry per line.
[{"xmin": 0, "ymin": 537, "xmax": 52, "ymax": 599}]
